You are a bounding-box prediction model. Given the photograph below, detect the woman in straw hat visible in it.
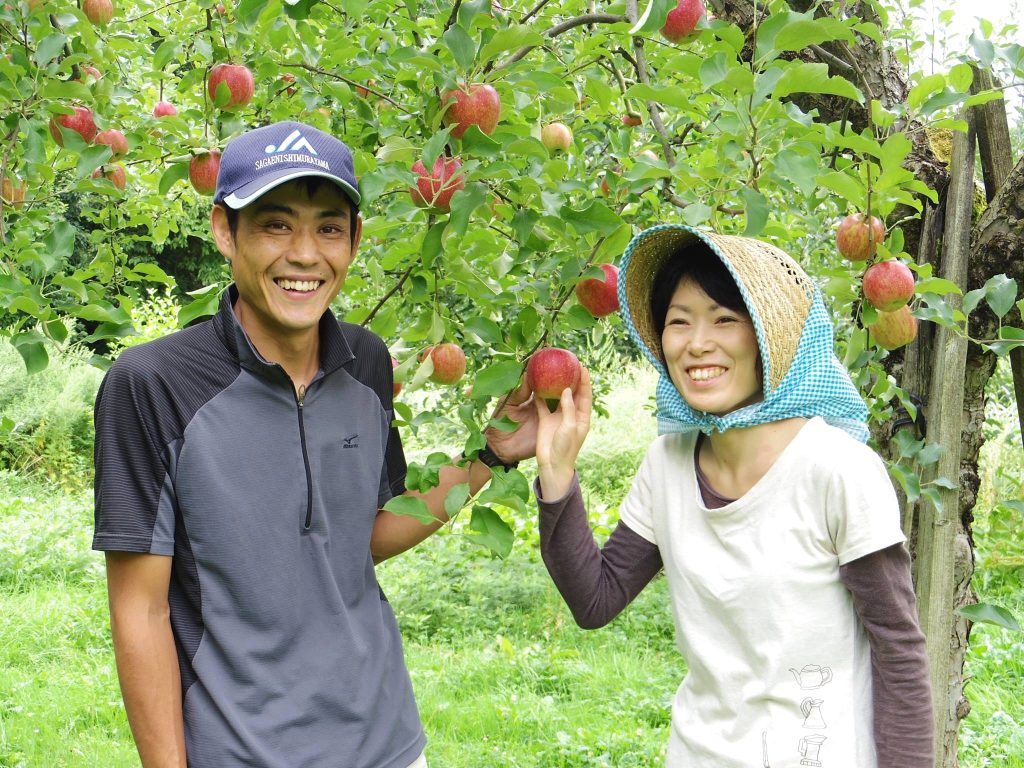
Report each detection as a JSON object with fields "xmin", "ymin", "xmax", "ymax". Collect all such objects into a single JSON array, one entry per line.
[{"xmin": 533, "ymin": 225, "xmax": 933, "ymax": 767}]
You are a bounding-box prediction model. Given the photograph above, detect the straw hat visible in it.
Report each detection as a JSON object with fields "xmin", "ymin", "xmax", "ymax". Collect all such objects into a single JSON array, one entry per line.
[{"xmin": 619, "ymin": 224, "xmax": 815, "ymax": 392}]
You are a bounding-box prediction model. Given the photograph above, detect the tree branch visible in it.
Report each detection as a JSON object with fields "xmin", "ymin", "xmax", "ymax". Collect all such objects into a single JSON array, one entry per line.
[
  {"xmin": 361, "ymin": 264, "xmax": 416, "ymax": 327},
  {"xmin": 492, "ymin": 13, "xmax": 626, "ymax": 71}
]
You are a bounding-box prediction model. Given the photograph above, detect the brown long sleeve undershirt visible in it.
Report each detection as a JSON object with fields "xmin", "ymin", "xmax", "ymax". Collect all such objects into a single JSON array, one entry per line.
[{"xmin": 536, "ymin": 473, "xmax": 933, "ymax": 767}]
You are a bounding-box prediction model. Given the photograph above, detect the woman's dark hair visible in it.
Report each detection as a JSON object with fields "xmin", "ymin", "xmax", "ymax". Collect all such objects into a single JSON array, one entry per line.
[
  {"xmin": 223, "ymin": 177, "xmax": 359, "ymax": 242},
  {"xmin": 650, "ymin": 243, "xmax": 748, "ymax": 341}
]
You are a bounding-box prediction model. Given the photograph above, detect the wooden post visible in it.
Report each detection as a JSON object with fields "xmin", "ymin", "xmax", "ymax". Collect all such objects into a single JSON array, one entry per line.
[{"xmin": 914, "ymin": 109, "xmax": 975, "ymax": 765}]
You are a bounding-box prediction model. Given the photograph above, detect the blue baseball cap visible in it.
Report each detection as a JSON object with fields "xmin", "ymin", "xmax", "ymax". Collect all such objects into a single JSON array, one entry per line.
[{"xmin": 214, "ymin": 121, "xmax": 360, "ymax": 209}]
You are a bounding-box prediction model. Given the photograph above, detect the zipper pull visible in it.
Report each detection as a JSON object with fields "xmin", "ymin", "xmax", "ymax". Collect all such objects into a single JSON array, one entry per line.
[{"xmin": 297, "ymin": 383, "xmax": 306, "ymax": 406}]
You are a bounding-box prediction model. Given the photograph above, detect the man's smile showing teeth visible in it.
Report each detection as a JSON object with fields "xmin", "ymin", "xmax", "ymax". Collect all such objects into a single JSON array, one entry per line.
[
  {"xmin": 688, "ymin": 366, "xmax": 726, "ymax": 381},
  {"xmin": 276, "ymin": 279, "xmax": 322, "ymax": 293}
]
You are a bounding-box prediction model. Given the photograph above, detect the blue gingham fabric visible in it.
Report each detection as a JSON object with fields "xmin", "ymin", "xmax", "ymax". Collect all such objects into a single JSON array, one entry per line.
[{"xmin": 618, "ymin": 228, "xmax": 870, "ymax": 443}]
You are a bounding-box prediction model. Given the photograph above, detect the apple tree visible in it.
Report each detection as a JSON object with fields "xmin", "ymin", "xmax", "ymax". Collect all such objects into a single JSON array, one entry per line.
[{"xmin": 2, "ymin": 0, "xmax": 1023, "ymax": 762}]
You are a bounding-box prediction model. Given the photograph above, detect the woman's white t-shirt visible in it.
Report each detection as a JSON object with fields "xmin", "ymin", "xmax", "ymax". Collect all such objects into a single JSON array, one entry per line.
[{"xmin": 619, "ymin": 417, "xmax": 906, "ymax": 768}]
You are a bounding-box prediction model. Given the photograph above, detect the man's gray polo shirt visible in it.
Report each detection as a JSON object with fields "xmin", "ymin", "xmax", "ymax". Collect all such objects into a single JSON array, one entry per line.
[{"xmin": 93, "ymin": 286, "xmax": 425, "ymax": 767}]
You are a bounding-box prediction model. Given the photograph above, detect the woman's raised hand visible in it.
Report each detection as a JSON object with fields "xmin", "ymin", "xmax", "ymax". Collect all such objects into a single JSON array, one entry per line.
[{"xmin": 534, "ymin": 367, "xmax": 592, "ymax": 500}]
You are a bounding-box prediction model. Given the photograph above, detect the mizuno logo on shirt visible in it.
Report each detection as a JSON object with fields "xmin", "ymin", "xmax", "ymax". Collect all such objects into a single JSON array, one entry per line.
[{"xmin": 343, "ymin": 434, "xmax": 359, "ymax": 448}]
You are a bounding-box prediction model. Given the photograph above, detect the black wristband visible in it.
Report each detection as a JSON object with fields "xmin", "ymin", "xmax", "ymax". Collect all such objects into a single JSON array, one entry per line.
[{"xmin": 474, "ymin": 443, "xmax": 519, "ymax": 471}]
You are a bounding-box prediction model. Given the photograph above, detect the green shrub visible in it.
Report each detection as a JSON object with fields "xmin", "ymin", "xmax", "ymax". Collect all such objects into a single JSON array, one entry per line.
[{"xmin": 0, "ymin": 343, "xmax": 102, "ymax": 490}]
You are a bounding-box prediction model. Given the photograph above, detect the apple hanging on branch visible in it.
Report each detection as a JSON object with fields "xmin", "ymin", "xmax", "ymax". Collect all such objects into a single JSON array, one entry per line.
[
  {"xmin": 441, "ymin": 83, "xmax": 501, "ymax": 139},
  {"xmin": 863, "ymin": 259, "xmax": 915, "ymax": 311},
  {"xmin": 576, "ymin": 264, "xmax": 620, "ymax": 318},
  {"xmin": 409, "ymin": 156, "xmax": 465, "ymax": 213},
  {"xmin": 95, "ymin": 128, "xmax": 128, "ymax": 159},
  {"xmin": 660, "ymin": 0, "xmax": 705, "ymax": 43},
  {"xmin": 527, "ymin": 347, "xmax": 582, "ymax": 407},
  {"xmin": 189, "ymin": 150, "xmax": 221, "ymax": 195},
  {"xmin": 49, "ymin": 106, "xmax": 98, "ymax": 146},
  {"xmin": 208, "ymin": 63, "xmax": 255, "ymax": 110},
  {"xmin": 836, "ymin": 212, "xmax": 885, "ymax": 262},
  {"xmin": 540, "ymin": 122, "xmax": 572, "ymax": 152},
  {"xmin": 153, "ymin": 101, "xmax": 177, "ymax": 117},
  {"xmin": 92, "ymin": 163, "xmax": 127, "ymax": 190},
  {"xmin": 82, "ymin": 0, "xmax": 113, "ymax": 25},
  {"xmin": 425, "ymin": 343, "xmax": 467, "ymax": 385},
  {"xmin": 867, "ymin": 305, "xmax": 918, "ymax": 350}
]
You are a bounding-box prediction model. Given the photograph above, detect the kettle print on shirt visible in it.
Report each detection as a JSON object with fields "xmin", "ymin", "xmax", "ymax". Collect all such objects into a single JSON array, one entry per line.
[{"xmin": 789, "ymin": 664, "xmax": 833, "ymax": 690}]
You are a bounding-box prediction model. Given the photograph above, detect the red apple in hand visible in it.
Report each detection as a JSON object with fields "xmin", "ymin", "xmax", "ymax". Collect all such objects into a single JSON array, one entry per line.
[
  {"xmin": 576, "ymin": 264, "xmax": 620, "ymax": 318},
  {"xmin": 863, "ymin": 260, "xmax": 915, "ymax": 311},
  {"xmin": 95, "ymin": 128, "xmax": 128, "ymax": 159},
  {"xmin": 527, "ymin": 348, "xmax": 582, "ymax": 401},
  {"xmin": 409, "ymin": 156, "xmax": 465, "ymax": 213},
  {"xmin": 92, "ymin": 163, "xmax": 127, "ymax": 190},
  {"xmin": 661, "ymin": 0, "xmax": 705, "ymax": 42},
  {"xmin": 541, "ymin": 122, "xmax": 572, "ymax": 152},
  {"xmin": 442, "ymin": 83, "xmax": 501, "ymax": 138},
  {"xmin": 153, "ymin": 101, "xmax": 177, "ymax": 117},
  {"xmin": 189, "ymin": 150, "xmax": 221, "ymax": 195},
  {"xmin": 83, "ymin": 0, "xmax": 113, "ymax": 25},
  {"xmin": 867, "ymin": 305, "xmax": 918, "ymax": 350},
  {"xmin": 837, "ymin": 212, "xmax": 885, "ymax": 262},
  {"xmin": 427, "ymin": 343, "xmax": 467, "ymax": 384},
  {"xmin": 208, "ymin": 63, "xmax": 254, "ymax": 110}
]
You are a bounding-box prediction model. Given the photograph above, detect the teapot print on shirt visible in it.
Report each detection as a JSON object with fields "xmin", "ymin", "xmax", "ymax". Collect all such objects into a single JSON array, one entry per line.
[{"xmin": 789, "ymin": 664, "xmax": 833, "ymax": 690}]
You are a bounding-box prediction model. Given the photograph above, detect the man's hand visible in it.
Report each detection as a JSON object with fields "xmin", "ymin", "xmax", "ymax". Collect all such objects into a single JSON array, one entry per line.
[{"xmin": 482, "ymin": 377, "xmax": 539, "ymax": 465}]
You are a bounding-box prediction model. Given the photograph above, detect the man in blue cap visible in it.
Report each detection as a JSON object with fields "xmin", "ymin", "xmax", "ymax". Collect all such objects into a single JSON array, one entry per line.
[{"xmin": 93, "ymin": 121, "xmax": 536, "ymax": 767}]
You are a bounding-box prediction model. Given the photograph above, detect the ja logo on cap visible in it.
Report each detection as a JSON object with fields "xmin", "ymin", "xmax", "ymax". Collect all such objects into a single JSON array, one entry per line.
[{"xmin": 264, "ymin": 129, "xmax": 318, "ymax": 155}]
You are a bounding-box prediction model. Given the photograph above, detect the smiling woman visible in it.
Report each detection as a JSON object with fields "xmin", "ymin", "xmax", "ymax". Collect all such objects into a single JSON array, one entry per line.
[{"xmin": 531, "ymin": 224, "xmax": 935, "ymax": 768}]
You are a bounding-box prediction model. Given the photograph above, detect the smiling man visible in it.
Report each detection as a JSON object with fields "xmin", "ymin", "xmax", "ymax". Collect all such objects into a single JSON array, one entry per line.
[{"xmin": 92, "ymin": 121, "xmax": 537, "ymax": 767}]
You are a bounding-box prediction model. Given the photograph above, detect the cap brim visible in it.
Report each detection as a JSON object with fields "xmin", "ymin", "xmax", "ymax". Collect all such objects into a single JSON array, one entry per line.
[{"xmin": 220, "ymin": 168, "xmax": 361, "ymax": 209}]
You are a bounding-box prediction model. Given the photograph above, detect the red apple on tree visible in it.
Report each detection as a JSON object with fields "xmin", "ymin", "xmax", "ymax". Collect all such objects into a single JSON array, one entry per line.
[
  {"xmin": 189, "ymin": 150, "xmax": 221, "ymax": 195},
  {"xmin": 82, "ymin": 0, "xmax": 113, "ymax": 25},
  {"xmin": 576, "ymin": 264, "xmax": 620, "ymax": 318},
  {"xmin": 77, "ymin": 65, "xmax": 103, "ymax": 81},
  {"xmin": 541, "ymin": 122, "xmax": 572, "ymax": 152},
  {"xmin": 281, "ymin": 73, "xmax": 296, "ymax": 97},
  {"xmin": 355, "ymin": 79, "xmax": 376, "ymax": 98},
  {"xmin": 208, "ymin": 63, "xmax": 255, "ymax": 110},
  {"xmin": 392, "ymin": 357, "xmax": 402, "ymax": 396},
  {"xmin": 836, "ymin": 212, "xmax": 885, "ymax": 262},
  {"xmin": 622, "ymin": 113, "xmax": 642, "ymax": 127},
  {"xmin": 427, "ymin": 343, "xmax": 467, "ymax": 384},
  {"xmin": 527, "ymin": 347, "xmax": 582, "ymax": 402},
  {"xmin": 863, "ymin": 260, "xmax": 915, "ymax": 311},
  {"xmin": 441, "ymin": 83, "xmax": 501, "ymax": 139},
  {"xmin": 95, "ymin": 128, "xmax": 128, "ymax": 159},
  {"xmin": 92, "ymin": 163, "xmax": 127, "ymax": 190},
  {"xmin": 49, "ymin": 106, "xmax": 98, "ymax": 146},
  {"xmin": 660, "ymin": 0, "xmax": 706, "ymax": 42},
  {"xmin": 153, "ymin": 100, "xmax": 177, "ymax": 117},
  {"xmin": 409, "ymin": 156, "xmax": 465, "ymax": 213},
  {"xmin": 867, "ymin": 305, "xmax": 918, "ymax": 350}
]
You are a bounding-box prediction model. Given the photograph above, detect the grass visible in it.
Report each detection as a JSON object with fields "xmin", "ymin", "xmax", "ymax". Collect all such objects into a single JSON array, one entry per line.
[{"xmin": 0, "ymin": 362, "xmax": 1021, "ymax": 766}]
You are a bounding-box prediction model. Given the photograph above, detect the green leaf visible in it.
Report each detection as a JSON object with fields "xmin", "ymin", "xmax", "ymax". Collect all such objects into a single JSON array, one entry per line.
[
  {"xmin": 10, "ymin": 331, "xmax": 49, "ymax": 374},
  {"xmin": 382, "ymin": 495, "xmax": 437, "ymax": 525},
  {"xmin": 988, "ymin": 327, "xmax": 1024, "ymax": 356},
  {"xmin": 914, "ymin": 277, "xmax": 962, "ymax": 296},
  {"xmin": 773, "ymin": 62, "xmax": 863, "ymax": 103},
  {"xmin": 907, "ymin": 73, "xmax": 946, "ymax": 111},
  {"xmin": 740, "ymin": 186, "xmax": 767, "ymax": 236},
  {"xmin": 153, "ymin": 37, "xmax": 181, "ymax": 71},
  {"xmin": 698, "ymin": 52, "xmax": 730, "ymax": 88},
  {"xmin": 948, "ymin": 63, "xmax": 974, "ymax": 92},
  {"xmin": 422, "ymin": 221, "xmax": 447, "ymax": 267},
  {"xmin": 984, "ymin": 274, "xmax": 1017, "ymax": 318},
  {"xmin": 77, "ymin": 144, "xmax": 112, "ymax": 178},
  {"xmin": 444, "ymin": 483, "xmax": 471, "ymax": 518},
  {"xmin": 464, "ymin": 316, "xmax": 504, "ymax": 345},
  {"xmin": 467, "ymin": 504, "xmax": 514, "ymax": 558},
  {"xmin": 559, "ymin": 200, "xmax": 622, "ymax": 236},
  {"xmin": 34, "ymin": 33, "xmax": 68, "ymax": 66},
  {"xmin": 773, "ymin": 150, "xmax": 819, "ymax": 196},
  {"xmin": 472, "ymin": 360, "xmax": 523, "ymax": 399},
  {"xmin": 625, "ymin": 82, "xmax": 693, "ymax": 110},
  {"xmin": 42, "ymin": 221, "xmax": 76, "ymax": 272},
  {"xmin": 816, "ymin": 171, "xmax": 866, "ymax": 206},
  {"xmin": 459, "ymin": 125, "xmax": 503, "ymax": 157},
  {"xmin": 448, "ymin": 182, "xmax": 488, "ymax": 237},
  {"xmin": 628, "ymin": 0, "xmax": 674, "ymax": 36},
  {"xmin": 773, "ymin": 18, "xmax": 853, "ymax": 53},
  {"xmin": 443, "ymin": 24, "xmax": 477, "ymax": 72},
  {"xmin": 159, "ymin": 162, "xmax": 190, "ymax": 196},
  {"xmin": 963, "ymin": 288, "xmax": 986, "ymax": 314},
  {"xmin": 478, "ymin": 26, "xmax": 545, "ymax": 63},
  {"xmin": 958, "ymin": 603, "xmax": 1022, "ymax": 632},
  {"xmin": 178, "ymin": 285, "xmax": 222, "ymax": 326}
]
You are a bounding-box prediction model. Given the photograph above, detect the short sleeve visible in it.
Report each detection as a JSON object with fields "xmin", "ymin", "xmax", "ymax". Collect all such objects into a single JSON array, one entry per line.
[
  {"xmin": 92, "ymin": 356, "xmax": 177, "ymax": 555},
  {"xmin": 825, "ymin": 444, "xmax": 906, "ymax": 565},
  {"xmin": 618, "ymin": 448, "xmax": 657, "ymax": 545}
]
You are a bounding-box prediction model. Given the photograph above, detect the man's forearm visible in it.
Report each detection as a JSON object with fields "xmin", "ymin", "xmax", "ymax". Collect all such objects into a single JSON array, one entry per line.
[{"xmin": 110, "ymin": 603, "xmax": 187, "ymax": 767}]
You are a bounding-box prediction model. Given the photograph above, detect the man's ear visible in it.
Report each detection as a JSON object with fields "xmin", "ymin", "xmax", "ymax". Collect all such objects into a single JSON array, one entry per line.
[
  {"xmin": 350, "ymin": 214, "xmax": 363, "ymax": 258},
  {"xmin": 210, "ymin": 205, "xmax": 235, "ymax": 262}
]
